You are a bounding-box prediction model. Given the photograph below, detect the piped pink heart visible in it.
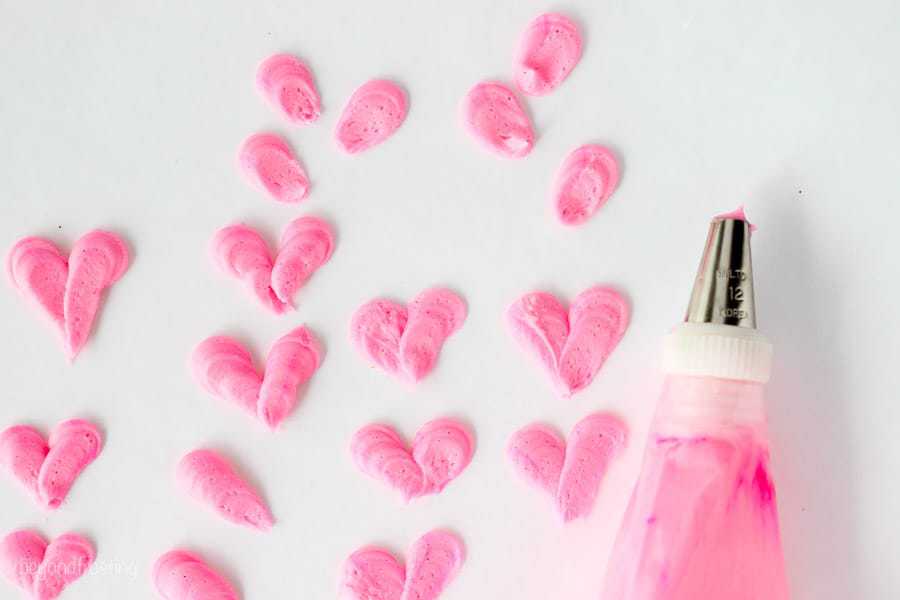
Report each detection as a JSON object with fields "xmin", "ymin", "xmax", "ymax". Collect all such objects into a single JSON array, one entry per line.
[
  {"xmin": 191, "ymin": 325, "xmax": 322, "ymax": 430},
  {"xmin": 462, "ymin": 81, "xmax": 534, "ymax": 158},
  {"xmin": 554, "ymin": 144, "xmax": 621, "ymax": 226},
  {"xmin": 153, "ymin": 550, "xmax": 238, "ymax": 600},
  {"xmin": 335, "ymin": 79, "xmax": 408, "ymax": 154},
  {"xmin": 239, "ymin": 133, "xmax": 310, "ymax": 203},
  {"xmin": 507, "ymin": 286, "xmax": 629, "ymax": 396},
  {"xmin": 508, "ymin": 412, "xmax": 627, "ymax": 522},
  {"xmin": 210, "ymin": 217, "xmax": 334, "ymax": 314},
  {"xmin": 0, "ymin": 530, "xmax": 94, "ymax": 600},
  {"xmin": 0, "ymin": 420, "xmax": 102, "ymax": 510},
  {"xmin": 256, "ymin": 53, "xmax": 321, "ymax": 125},
  {"xmin": 350, "ymin": 288, "xmax": 466, "ymax": 383},
  {"xmin": 6, "ymin": 231, "xmax": 129, "ymax": 360},
  {"xmin": 513, "ymin": 13, "xmax": 583, "ymax": 96},
  {"xmin": 177, "ymin": 449, "xmax": 274, "ymax": 531},
  {"xmin": 340, "ymin": 530, "xmax": 464, "ymax": 600},
  {"xmin": 351, "ymin": 419, "xmax": 474, "ymax": 502}
]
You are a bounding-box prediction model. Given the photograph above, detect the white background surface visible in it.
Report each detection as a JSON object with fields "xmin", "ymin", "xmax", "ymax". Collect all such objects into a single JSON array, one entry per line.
[{"xmin": 1, "ymin": 1, "xmax": 899, "ymax": 598}]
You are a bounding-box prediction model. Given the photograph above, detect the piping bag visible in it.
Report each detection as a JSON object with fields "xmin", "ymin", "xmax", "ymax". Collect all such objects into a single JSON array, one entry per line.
[{"xmin": 600, "ymin": 209, "xmax": 790, "ymax": 599}]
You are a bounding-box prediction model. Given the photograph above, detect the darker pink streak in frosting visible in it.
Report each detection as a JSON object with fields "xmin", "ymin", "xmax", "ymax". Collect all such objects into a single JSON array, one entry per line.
[
  {"xmin": 462, "ymin": 82, "xmax": 534, "ymax": 158},
  {"xmin": 336, "ymin": 80, "xmax": 408, "ymax": 154},
  {"xmin": 1, "ymin": 530, "xmax": 94, "ymax": 600},
  {"xmin": 0, "ymin": 420, "xmax": 102, "ymax": 510},
  {"xmin": 351, "ymin": 419, "xmax": 474, "ymax": 502},
  {"xmin": 351, "ymin": 288, "xmax": 466, "ymax": 384},
  {"xmin": 7, "ymin": 231, "xmax": 129, "ymax": 361},
  {"xmin": 340, "ymin": 530, "xmax": 464, "ymax": 600},
  {"xmin": 191, "ymin": 326, "xmax": 322, "ymax": 430},
  {"xmin": 514, "ymin": 13, "xmax": 583, "ymax": 96},
  {"xmin": 211, "ymin": 218, "xmax": 334, "ymax": 313},
  {"xmin": 509, "ymin": 413, "xmax": 627, "ymax": 522},
  {"xmin": 239, "ymin": 133, "xmax": 309, "ymax": 203},
  {"xmin": 508, "ymin": 286, "xmax": 629, "ymax": 396},
  {"xmin": 177, "ymin": 449, "xmax": 274, "ymax": 531},
  {"xmin": 257, "ymin": 53, "xmax": 321, "ymax": 124},
  {"xmin": 153, "ymin": 550, "xmax": 239, "ymax": 600},
  {"xmin": 554, "ymin": 144, "xmax": 620, "ymax": 226}
]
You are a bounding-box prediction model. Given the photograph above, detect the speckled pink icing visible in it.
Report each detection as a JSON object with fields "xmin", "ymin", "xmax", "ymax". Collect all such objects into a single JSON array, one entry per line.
[
  {"xmin": 554, "ymin": 145, "xmax": 620, "ymax": 226},
  {"xmin": 257, "ymin": 53, "xmax": 321, "ymax": 124},
  {"xmin": 507, "ymin": 286, "xmax": 628, "ymax": 396},
  {"xmin": 0, "ymin": 530, "xmax": 94, "ymax": 600},
  {"xmin": 340, "ymin": 530, "xmax": 464, "ymax": 600},
  {"xmin": 351, "ymin": 419, "xmax": 474, "ymax": 502},
  {"xmin": 462, "ymin": 82, "xmax": 534, "ymax": 158},
  {"xmin": 191, "ymin": 325, "xmax": 322, "ymax": 430},
  {"xmin": 509, "ymin": 412, "xmax": 627, "ymax": 522},
  {"xmin": 350, "ymin": 288, "xmax": 466, "ymax": 383},
  {"xmin": 177, "ymin": 449, "xmax": 274, "ymax": 531},
  {"xmin": 7, "ymin": 231, "xmax": 129, "ymax": 360},
  {"xmin": 0, "ymin": 420, "xmax": 102, "ymax": 510},
  {"xmin": 238, "ymin": 133, "xmax": 309, "ymax": 203},
  {"xmin": 335, "ymin": 80, "xmax": 408, "ymax": 154},
  {"xmin": 153, "ymin": 550, "xmax": 238, "ymax": 600},
  {"xmin": 514, "ymin": 13, "xmax": 583, "ymax": 96},
  {"xmin": 210, "ymin": 217, "xmax": 334, "ymax": 313}
]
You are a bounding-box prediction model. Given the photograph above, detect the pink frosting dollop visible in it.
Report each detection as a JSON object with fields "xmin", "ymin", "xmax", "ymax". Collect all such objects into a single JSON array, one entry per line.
[
  {"xmin": 238, "ymin": 133, "xmax": 309, "ymax": 204},
  {"xmin": 335, "ymin": 80, "xmax": 408, "ymax": 154},
  {"xmin": 153, "ymin": 550, "xmax": 239, "ymax": 600},
  {"xmin": 554, "ymin": 144, "xmax": 621, "ymax": 226},
  {"xmin": 513, "ymin": 13, "xmax": 583, "ymax": 96},
  {"xmin": 0, "ymin": 530, "xmax": 95, "ymax": 600},
  {"xmin": 177, "ymin": 449, "xmax": 274, "ymax": 531},
  {"xmin": 256, "ymin": 53, "xmax": 321, "ymax": 124},
  {"xmin": 462, "ymin": 82, "xmax": 534, "ymax": 158}
]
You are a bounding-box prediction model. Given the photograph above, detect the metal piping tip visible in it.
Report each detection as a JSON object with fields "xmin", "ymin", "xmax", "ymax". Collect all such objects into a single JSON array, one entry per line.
[{"xmin": 685, "ymin": 211, "xmax": 757, "ymax": 328}]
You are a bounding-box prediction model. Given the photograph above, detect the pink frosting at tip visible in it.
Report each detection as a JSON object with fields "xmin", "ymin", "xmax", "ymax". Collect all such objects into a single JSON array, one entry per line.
[
  {"xmin": 350, "ymin": 288, "xmax": 466, "ymax": 384},
  {"xmin": 335, "ymin": 80, "xmax": 408, "ymax": 154},
  {"xmin": 462, "ymin": 82, "xmax": 534, "ymax": 158},
  {"xmin": 554, "ymin": 144, "xmax": 621, "ymax": 226},
  {"xmin": 177, "ymin": 449, "xmax": 274, "ymax": 531},
  {"xmin": 210, "ymin": 217, "xmax": 334, "ymax": 313},
  {"xmin": 340, "ymin": 530, "xmax": 464, "ymax": 600},
  {"xmin": 257, "ymin": 53, "xmax": 321, "ymax": 125},
  {"xmin": 191, "ymin": 325, "xmax": 322, "ymax": 430},
  {"xmin": 0, "ymin": 420, "xmax": 102, "ymax": 510},
  {"xmin": 514, "ymin": 13, "xmax": 583, "ymax": 96},
  {"xmin": 351, "ymin": 419, "xmax": 474, "ymax": 502},
  {"xmin": 1, "ymin": 530, "xmax": 95, "ymax": 600},
  {"xmin": 509, "ymin": 412, "xmax": 627, "ymax": 522},
  {"xmin": 239, "ymin": 133, "xmax": 309, "ymax": 204},
  {"xmin": 153, "ymin": 550, "xmax": 238, "ymax": 600},
  {"xmin": 715, "ymin": 205, "xmax": 758, "ymax": 232},
  {"xmin": 7, "ymin": 231, "xmax": 129, "ymax": 360},
  {"xmin": 508, "ymin": 286, "xmax": 629, "ymax": 396}
]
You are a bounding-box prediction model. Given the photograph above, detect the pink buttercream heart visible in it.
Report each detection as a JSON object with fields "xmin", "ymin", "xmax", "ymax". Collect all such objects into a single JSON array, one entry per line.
[
  {"xmin": 350, "ymin": 288, "xmax": 466, "ymax": 383},
  {"xmin": 0, "ymin": 530, "xmax": 95, "ymax": 600},
  {"xmin": 340, "ymin": 530, "xmax": 464, "ymax": 600},
  {"xmin": 351, "ymin": 419, "xmax": 474, "ymax": 502},
  {"xmin": 191, "ymin": 325, "xmax": 323, "ymax": 430},
  {"xmin": 0, "ymin": 420, "xmax": 102, "ymax": 510},
  {"xmin": 6, "ymin": 231, "xmax": 129, "ymax": 360},
  {"xmin": 210, "ymin": 217, "xmax": 334, "ymax": 314},
  {"xmin": 507, "ymin": 286, "xmax": 629, "ymax": 396},
  {"xmin": 508, "ymin": 412, "xmax": 627, "ymax": 522}
]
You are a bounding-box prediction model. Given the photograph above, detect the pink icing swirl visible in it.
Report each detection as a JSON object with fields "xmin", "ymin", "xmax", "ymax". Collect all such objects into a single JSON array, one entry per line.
[
  {"xmin": 336, "ymin": 80, "xmax": 408, "ymax": 154},
  {"xmin": 462, "ymin": 82, "xmax": 534, "ymax": 158},
  {"xmin": 341, "ymin": 547, "xmax": 405, "ymax": 600},
  {"xmin": 153, "ymin": 550, "xmax": 239, "ymax": 600},
  {"xmin": 256, "ymin": 53, "xmax": 321, "ymax": 124},
  {"xmin": 177, "ymin": 449, "xmax": 274, "ymax": 531},
  {"xmin": 238, "ymin": 133, "xmax": 309, "ymax": 204},
  {"xmin": 270, "ymin": 216, "xmax": 335, "ymax": 306},
  {"xmin": 554, "ymin": 144, "xmax": 621, "ymax": 226},
  {"xmin": 0, "ymin": 530, "xmax": 95, "ymax": 600},
  {"xmin": 513, "ymin": 13, "xmax": 583, "ymax": 96}
]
